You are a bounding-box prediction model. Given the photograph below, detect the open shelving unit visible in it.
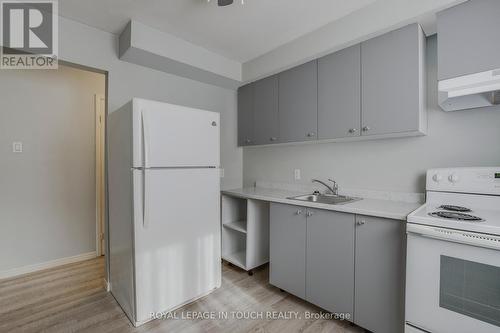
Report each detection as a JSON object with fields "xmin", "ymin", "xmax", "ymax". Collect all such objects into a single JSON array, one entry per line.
[
  {"xmin": 223, "ymin": 220, "xmax": 247, "ymax": 234},
  {"xmin": 221, "ymin": 194, "xmax": 269, "ymax": 274}
]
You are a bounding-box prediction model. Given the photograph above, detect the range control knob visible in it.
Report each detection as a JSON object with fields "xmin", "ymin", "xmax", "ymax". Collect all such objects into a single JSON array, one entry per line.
[
  {"xmin": 448, "ymin": 173, "xmax": 460, "ymax": 183},
  {"xmin": 432, "ymin": 174, "xmax": 443, "ymax": 182}
]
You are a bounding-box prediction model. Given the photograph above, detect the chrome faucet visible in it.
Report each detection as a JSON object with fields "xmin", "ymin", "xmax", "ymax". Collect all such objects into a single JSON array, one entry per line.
[{"xmin": 312, "ymin": 178, "xmax": 338, "ymax": 196}]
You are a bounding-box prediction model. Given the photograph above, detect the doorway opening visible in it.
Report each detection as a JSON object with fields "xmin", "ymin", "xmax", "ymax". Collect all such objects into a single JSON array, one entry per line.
[{"xmin": 0, "ymin": 61, "xmax": 108, "ymax": 280}]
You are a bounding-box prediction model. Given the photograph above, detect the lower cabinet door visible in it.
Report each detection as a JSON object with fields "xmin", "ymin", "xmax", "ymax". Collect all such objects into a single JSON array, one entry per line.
[
  {"xmin": 306, "ymin": 209, "xmax": 355, "ymax": 317},
  {"xmin": 269, "ymin": 203, "xmax": 306, "ymax": 298},
  {"xmin": 354, "ymin": 215, "xmax": 406, "ymax": 333}
]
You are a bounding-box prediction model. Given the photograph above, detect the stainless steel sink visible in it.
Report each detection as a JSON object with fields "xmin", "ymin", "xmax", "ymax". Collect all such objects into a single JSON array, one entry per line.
[{"xmin": 287, "ymin": 193, "xmax": 360, "ymax": 205}]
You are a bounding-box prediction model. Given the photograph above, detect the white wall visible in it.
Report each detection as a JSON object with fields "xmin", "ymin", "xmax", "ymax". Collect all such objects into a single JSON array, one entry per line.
[
  {"xmin": 59, "ymin": 16, "xmax": 242, "ymax": 282},
  {"xmin": 0, "ymin": 16, "xmax": 242, "ymax": 275},
  {"xmin": 57, "ymin": 16, "xmax": 242, "ymax": 191},
  {"xmin": 0, "ymin": 65, "xmax": 105, "ymax": 272},
  {"xmin": 242, "ymin": 0, "xmax": 466, "ymax": 82},
  {"xmin": 243, "ymin": 36, "xmax": 500, "ymax": 194}
]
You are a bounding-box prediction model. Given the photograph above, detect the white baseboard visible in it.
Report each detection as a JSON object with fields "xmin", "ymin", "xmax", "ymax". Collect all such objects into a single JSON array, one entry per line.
[
  {"xmin": 104, "ymin": 279, "xmax": 111, "ymax": 292},
  {"xmin": 0, "ymin": 251, "xmax": 97, "ymax": 280}
]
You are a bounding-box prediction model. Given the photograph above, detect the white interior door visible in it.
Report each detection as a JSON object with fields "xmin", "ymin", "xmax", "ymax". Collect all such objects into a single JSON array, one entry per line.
[
  {"xmin": 132, "ymin": 168, "xmax": 221, "ymax": 323},
  {"xmin": 132, "ymin": 99, "xmax": 220, "ymax": 168}
]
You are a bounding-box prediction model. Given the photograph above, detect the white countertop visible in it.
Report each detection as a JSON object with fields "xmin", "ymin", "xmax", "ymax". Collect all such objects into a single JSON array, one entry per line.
[{"xmin": 222, "ymin": 187, "xmax": 421, "ymax": 221}]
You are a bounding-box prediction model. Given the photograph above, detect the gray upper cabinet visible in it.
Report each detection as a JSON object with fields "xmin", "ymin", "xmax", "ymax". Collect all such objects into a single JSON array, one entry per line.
[
  {"xmin": 437, "ymin": 0, "xmax": 500, "ymax": 80},
  {"xmin": 253, "ymin": 75, "xmax": 279, "ymax": 145},
  {"xmin": 361, "ymin": 23, "xmax": 426, "ymax": 136},
  {"xmin": 269, "ymin": 203, "xmax": 306, "ymax": 299},
  {"xmin": 306, "ymin": 209, "xmax": 355, "ymax": 316},
  {"xmin": 237, "ymin": 83, "xmax": 254, "ymax": 146},
  {"xmin": 354, "ymin": 215, "xmax": 405, "ymax": 333},
  {"xmin": 279, "ymin": 61, "xmax": 318, "ymax": 143},
  {"xmin": 238, "ymin": 23, "xmax": 426, "ymax": 146},
  {"xmin": 318, "ymin": 44, "xmax": 361, "ymax": 140}
]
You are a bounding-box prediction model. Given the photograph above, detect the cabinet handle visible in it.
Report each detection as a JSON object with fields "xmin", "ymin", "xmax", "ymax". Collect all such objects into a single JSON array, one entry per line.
[
  {"xmin": 307, "ymin": 211, "xmax": 314, "ymax": 217},
  {"xmin": 357, "ymin": 220, "xmax": 366, "ymax": 226},
  {"xmin": 245, "ymin": 138, "xmax": 252, "ymax": 144},
  {"xmin": 348, "ymin": 128, "xmax": 357, "ymax": 134},
  {"xmin": 295, "ymin": 209, "xmax": 302, "ymax": 215},
  {"xmin": 270, "ymin": 137, "xmax": 277, "ymax": 142},
  {"xmin": 362, "ymin": 126, "xmax": 370, "ymax": 132},
  {"xmin": 307, "ymin": 132, "xmax": 316, "ymax": 137}
]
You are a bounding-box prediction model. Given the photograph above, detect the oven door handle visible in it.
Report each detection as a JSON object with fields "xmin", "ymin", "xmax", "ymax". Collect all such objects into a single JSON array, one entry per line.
[{"xmin": 407, "ymin": 223, "xmax": 500, "ymax": 251}]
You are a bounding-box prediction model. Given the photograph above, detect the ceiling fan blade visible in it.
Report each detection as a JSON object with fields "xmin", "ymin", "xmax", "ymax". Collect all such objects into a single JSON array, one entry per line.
[{"xmin": 218, "ymin": 0, "xmax": 233, "ymax": 6}]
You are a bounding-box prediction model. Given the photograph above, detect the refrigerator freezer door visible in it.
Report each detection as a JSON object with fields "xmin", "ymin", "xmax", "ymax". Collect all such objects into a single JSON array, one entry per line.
[
  {"xmin": 132, "ymin": 99, "xmax": 220, "ymax": 168},
  {"xmin": 132, "ymin": 168, "xmax": 221, "ymax": 323}
]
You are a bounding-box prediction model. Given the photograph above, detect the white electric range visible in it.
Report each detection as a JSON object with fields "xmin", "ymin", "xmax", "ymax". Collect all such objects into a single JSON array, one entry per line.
[{"xmin": 405, "ymin": 167, "xmax": 500, "ymax": 333}]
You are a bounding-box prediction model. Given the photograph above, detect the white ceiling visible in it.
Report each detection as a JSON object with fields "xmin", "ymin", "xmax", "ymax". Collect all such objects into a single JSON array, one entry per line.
[{"xmin": 59, "ymin": 0, "xmax": 375, "ymax": 63}]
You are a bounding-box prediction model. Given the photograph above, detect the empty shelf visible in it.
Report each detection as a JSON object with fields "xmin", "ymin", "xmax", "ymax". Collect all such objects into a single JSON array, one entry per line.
[
  {"xmin": 223, "ymin": 220, "xmax": 247, "ymax": 233},
  {"xmin": 223, "ymin": 250, "xmax": 246, "ymax": 270}
]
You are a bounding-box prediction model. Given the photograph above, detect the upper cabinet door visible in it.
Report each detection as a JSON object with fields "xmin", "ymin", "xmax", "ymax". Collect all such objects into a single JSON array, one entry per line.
[
  {"xmin": 437, "ymin": 0, "xmax": 500, "ymax": 80},
  {"xmin": 318, "ymin": 45, "xmax": 361, "ymax": 140},
  {"xmin": 237, "ymin": 84, "xmax": 254, "ymax": 146},
  {"xmin": 253, "ymin": 75, "xmax": 280, "ymax": 145},
  {"xmin": 279, "ymin": 61, "xmax": 318, "ymax": 143},
  {"xmin": 361, "ymin": 24, "xmax": 425, "ymax": 136}
]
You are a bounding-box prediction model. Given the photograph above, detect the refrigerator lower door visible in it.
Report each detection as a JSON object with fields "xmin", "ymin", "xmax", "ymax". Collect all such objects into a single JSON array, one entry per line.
[{"xmin": 132, "ymin": 168, "xmax": 221, "ymax": 324}]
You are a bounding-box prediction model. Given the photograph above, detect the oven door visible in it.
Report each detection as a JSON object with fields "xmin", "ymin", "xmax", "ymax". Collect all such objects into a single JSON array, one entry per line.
[{"xmin": 406, "ymin": 223, "xmax": 500, "ymax": 333}]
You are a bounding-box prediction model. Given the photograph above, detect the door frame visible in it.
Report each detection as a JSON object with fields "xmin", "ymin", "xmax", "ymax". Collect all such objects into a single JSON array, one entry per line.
[
  {"xmin": 95, "ymin": 93, "xmax": 106, "ymax": 256},
  {"xmin": 60, "ymin": 60, "xmax": 109, "ymax": 287}
]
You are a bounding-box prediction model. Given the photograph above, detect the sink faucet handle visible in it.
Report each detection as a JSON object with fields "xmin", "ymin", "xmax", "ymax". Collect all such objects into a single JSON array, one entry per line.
[{"xmin": 327, "ymin": 178, "xmax": 339, "ymax": 195}]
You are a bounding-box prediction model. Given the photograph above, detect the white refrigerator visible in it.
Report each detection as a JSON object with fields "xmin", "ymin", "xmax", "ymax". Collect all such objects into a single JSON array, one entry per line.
[{"xmin": 108, "ymin": 98, "xmax": 221, "ymax": 327}]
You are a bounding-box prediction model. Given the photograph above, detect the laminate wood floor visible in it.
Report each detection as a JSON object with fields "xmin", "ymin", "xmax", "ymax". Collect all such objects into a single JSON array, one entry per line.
[{"xmin": 0, "ymin": 257, "xmax": 364, "ymax": 333}]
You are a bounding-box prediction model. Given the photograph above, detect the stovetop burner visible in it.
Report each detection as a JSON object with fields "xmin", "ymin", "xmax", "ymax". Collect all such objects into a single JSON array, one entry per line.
[
  {"xmin": 438, "ymin": 205, "xmax": 471, "ymax": 212},
  {"xmin": 429, "ymin": 211, "xmax": 484, "ymax": 222}
]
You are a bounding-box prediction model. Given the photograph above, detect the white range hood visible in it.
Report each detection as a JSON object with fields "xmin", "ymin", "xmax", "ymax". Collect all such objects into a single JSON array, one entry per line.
[{"xmin": 439, "ymin": 68, "xmax": 500, "ymax": 111}]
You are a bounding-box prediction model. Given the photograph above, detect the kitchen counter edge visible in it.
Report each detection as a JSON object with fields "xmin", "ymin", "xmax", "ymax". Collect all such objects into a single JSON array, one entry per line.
[{"xmin": 221, "ymin": 187, "xmax": 421, "ymax": 221}]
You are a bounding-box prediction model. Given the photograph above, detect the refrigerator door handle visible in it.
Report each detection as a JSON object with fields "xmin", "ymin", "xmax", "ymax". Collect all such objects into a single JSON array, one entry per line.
[
  {"xmin": 141, "ymin": 110, "xmax": 150, "ymax": 168},
  {"xmin": 143, "ymin": 169, "xmax": 150, "ymax": 228}
]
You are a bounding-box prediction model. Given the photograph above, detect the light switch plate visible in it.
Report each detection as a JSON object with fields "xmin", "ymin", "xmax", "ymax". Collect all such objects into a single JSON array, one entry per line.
[
  {"xmin": 220, "ymin": 168, "xmax": 225, "ymax": 178},
  {"xmin": 12, "ymin": 142, "xmax": 23, "ymax": 153},
  {"xmin": 294, "ymin": 169, "xmax": 301, "ymax": 181}
]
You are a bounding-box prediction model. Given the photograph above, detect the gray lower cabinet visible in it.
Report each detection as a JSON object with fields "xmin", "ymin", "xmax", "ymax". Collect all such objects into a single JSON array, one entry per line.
[
  {"xmin": 237, "ymin": 83, "xmax": 254, "ymax": 146},
  {"xmin": 437, "ymin": 0, "xmax": 500, "ymax": 80},
  {"xmin": 253, "ymin": 75, "xmax": 279, "ymax": 145},
  {"xmin": 361, "ymin": 23, "xmax": 426, "ymax": 136},
  {"xmin": 278, "ymin": 60, "xmax": 318, "ymax": 143},
  {"xmin": 354, "ymin": 215, "xmax": 406, "ymax": 333},
  {"xmin": 318, "ymin": 44, "xmax": 361, "ymax": 140},
  {"xmin": 270, "ymin": 204, "xmax": 405, "ymax": 333},
  {"xmin": 269, "ymin": 203, "xmax": 306, "ymax": 298},
  {"xmin": 306, "ymin": 209, "xmax": 355, "ymax": 316}
]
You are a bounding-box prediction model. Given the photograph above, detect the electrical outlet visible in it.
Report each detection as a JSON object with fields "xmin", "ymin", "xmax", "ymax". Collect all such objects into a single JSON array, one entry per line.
[
  {"xmin": 12, "ymin": 142, "xmax": 23, "ymax": 153},
  {"xmin": 294, "ymin": 169, "xmax": 301, "ymax": 181}
]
